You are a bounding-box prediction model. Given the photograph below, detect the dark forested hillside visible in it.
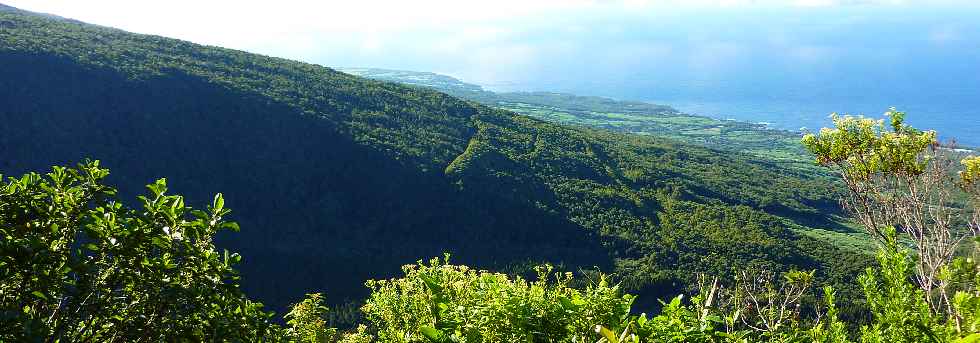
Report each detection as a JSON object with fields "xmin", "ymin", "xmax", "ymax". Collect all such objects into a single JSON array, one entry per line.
[
  {"xmin": 343, "ymin": 67, "xmax": 822, "ymax": 166},
  {"xmin": 0, "ymin": 5, "xmax": 867, "ymax": 313}
]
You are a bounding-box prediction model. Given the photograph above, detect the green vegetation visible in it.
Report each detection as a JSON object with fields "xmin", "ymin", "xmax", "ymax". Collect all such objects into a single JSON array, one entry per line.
[
  {"xmin": 11, "ymin": 2, "xmax": 980, "ymax": 341},
  {"xmin": 0, "ymin": 4, "xmax": 867, "ymax": 317},
  {"xmin": 802, "ymin": 109, "xmax": 980, "ymax": 317},
  {"xmin": 4, "ymin": 111, "xmax": 980, "ymax": 340},
  {"xmin": 340, "ymin": 68, "xmax": 816, "ymax": 169},
  {"xmin": 0, "ymin": 161, "xmax": 279, "ymax": 341},
  {"xmin": 361, "ymin": 258, "xmax": 632, "ymax": 342}
]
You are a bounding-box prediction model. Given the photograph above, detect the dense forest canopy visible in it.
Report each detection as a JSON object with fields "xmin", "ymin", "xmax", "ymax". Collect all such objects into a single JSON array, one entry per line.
[
  {"xmin": 4, "ymin": 116, "xmax": 979, "ymax": 341},
  {"xmin": 340, "ymin": 68, "xmax": 841, "ymax": 167},
  {"xmin": 2, "ymin": 0, "xmax": 862, "ymax": 324}
]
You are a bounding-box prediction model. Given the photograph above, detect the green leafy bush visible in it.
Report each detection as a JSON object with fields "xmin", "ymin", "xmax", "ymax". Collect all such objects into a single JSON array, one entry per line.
[
  {"xmin": 287, "ymin": 293, "xmax": 338, "ymax": 342},
  {"xmin": 2, "ymin": 119, "xmax": 979, "ymax": 341},
  {"xmin": 0, "ymin": 161, "xmax": 279, "ymax": 341},
  {"xmin": 361, "ymin": 256, "xmax": 633, "ymax": 342}
]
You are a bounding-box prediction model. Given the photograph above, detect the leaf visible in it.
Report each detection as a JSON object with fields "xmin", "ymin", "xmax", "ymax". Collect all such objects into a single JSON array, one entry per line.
[
  {"xmin": 421, "ymin": 274, "xmax": 444, "ymax": 294},
  {"xmin": 419, "ymin": 326, "xmax": 445, "ymax": 342},
  {"xmin": 190, "ymin": 209, "xmax": 208, "ymax": 219},
  {"xmin": 915, "ymin": 322, "xmax": 941, "ymax": 343},
  {"xmin": 31, "ymin": 291, "xmax": 47, "ymax": 301},
  {"xmin": 957, "ymin": 334, "xmax": 980, "ymax": 343},
  {"xmin": 558, "ymin": 296, "xmax": 577, "ymax": 311},
  {"xmin": 213, "ymin": 193, "xmax": 224, "ymax": 211},
  {"xmin": 151, "ymin": 237, "xmax": 169, "ymax": 248},
  {"xmin": 147, "ymin": 178, "xmax": 167, "ymax": 197},
  {"xmin": 636, "ymin": 314, "xmax": 647, "ymax": 326},
  {"xmin": 221, "ymin": 222, "xmax": 240, "ymax": 232},
  {"xmin": 595, "ymin": 325, "xmax": 618, "ymax": 343}
]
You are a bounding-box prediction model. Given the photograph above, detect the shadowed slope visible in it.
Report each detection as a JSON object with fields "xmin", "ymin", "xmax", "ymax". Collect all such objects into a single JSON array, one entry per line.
[{"xmin": 0, "ymin": 4, "xmax": 866, "ymax": 314}]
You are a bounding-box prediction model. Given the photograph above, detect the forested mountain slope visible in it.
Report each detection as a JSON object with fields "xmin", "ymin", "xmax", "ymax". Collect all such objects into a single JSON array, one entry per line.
[
  {"xmin": 342, "ymin": 67, "xmax": 816, "ymax": 165},
  {"xmin": 0, "ymin": 5, "xmax": 866, "ymax": 313}
]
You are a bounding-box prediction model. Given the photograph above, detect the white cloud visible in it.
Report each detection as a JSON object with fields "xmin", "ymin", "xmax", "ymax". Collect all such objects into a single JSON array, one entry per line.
[
  {"xmin": 4, "ymin": 0, "xmax": 971, "ymax": 47},
  {"xmin": 793, "ymin": 0, "xmax": 839, "ymax": 6},
  {"xmin": 6, "ymin": 1, "xmax": 596, "ymax": 33},
  {"xmin": 4, "ymin": 0, "xmax": 977, "ymax": 89}
]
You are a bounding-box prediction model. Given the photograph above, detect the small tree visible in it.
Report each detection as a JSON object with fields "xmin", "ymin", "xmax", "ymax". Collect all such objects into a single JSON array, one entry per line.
[
  {"xmin": 802, "ymin": 109, "xmax": 979, "ymax": 329},
  {"xmin": 734, "ymin": 269, "xmax": 814, "ymax": 335}
]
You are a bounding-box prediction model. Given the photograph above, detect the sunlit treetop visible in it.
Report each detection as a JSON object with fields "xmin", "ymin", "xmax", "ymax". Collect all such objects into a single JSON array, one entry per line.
[
  {"xmin": 963, "ymin": 156, "xmax": 980, "ymax": 187},
  {"xmin": 801, "ymin": 107, "xmax": 938, "ymax": 181}
]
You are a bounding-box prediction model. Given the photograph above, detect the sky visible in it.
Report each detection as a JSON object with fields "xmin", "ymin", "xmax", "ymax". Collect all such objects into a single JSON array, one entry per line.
[
  {"xmin": 5, "ymin": 0, "xmax": 980, "ymax": 143},
  {"xmin": 5, "ymin": 0, "xmax": 978, "ymax": 86}
]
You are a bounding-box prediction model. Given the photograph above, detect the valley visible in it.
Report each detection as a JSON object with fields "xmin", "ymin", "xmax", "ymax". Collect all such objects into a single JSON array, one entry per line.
[{"xmin": 0, "ymin": 6, "xmax": 868, "ymax": 316}]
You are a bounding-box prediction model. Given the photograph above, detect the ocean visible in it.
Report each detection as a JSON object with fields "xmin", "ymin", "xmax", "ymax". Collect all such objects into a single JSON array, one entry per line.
[
  {"xmin": 483, "ymin": 55, "xmax": 980, "ymax": 147},
  {"xmin": 462, "ymin": 6, "xmax": 980, "ymax": 147}
]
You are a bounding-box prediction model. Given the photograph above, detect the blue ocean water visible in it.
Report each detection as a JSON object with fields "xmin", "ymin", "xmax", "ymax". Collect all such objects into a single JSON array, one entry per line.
[
  {"xmin": 465, "ymin": 7, "xmax": 980, "ymax": 147},
  {"xmin": 489, "ymin": 74, "xmax": 980, "ymax": 147},
  {"xmin": 659, "ymin": 100, "xmax": 979, "ymax": 148},
  {"xmin": 487, "ymin": 58, "xmax": 980, "ymax": 147},
  {"xmin": 642, "ymin": 78, "xmax": 980, "ymax": 147}
]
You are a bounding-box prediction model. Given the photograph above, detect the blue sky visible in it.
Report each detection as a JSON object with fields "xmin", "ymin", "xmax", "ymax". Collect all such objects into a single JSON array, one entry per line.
[
  {"xmin": 5, "ymin": 1, "xmax": 978, "ymax": 87},
  {"xmin": 7, "ymin": 0, "xmax": 979, "ymax": 143}
]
